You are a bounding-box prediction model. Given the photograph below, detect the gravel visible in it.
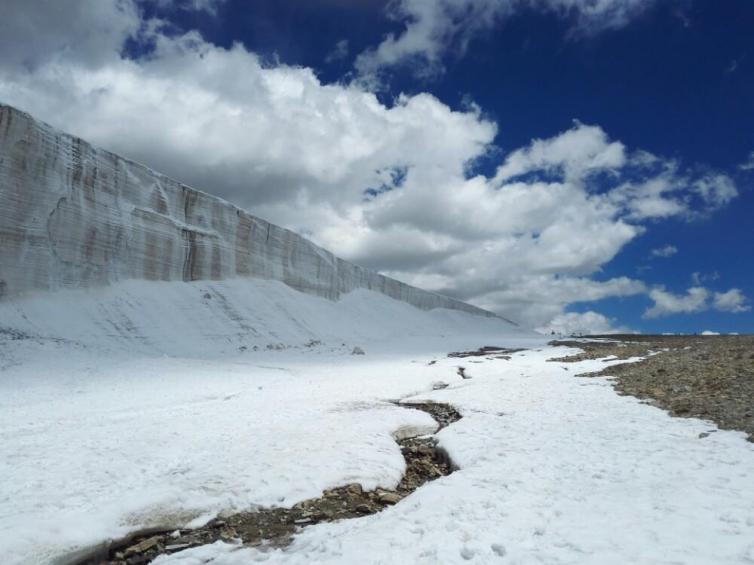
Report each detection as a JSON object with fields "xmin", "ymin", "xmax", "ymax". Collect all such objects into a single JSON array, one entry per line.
[{"xmin": 550, "ymin": 335, "xmax": 754, "ymax": 441}]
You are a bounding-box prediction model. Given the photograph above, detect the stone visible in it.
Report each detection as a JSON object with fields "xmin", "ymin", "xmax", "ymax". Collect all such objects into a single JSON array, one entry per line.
[
  {"xmin": 377, "ymin": 491, "xmax": 402, "ymax": 505},
  {"xmin": 124, "ymin": 536, "xmax": 161, "ymax": 555},
  {"xmin": 219, "ymin": 526, "xmax": 237, "ymax": 540},
  {"xmin": 294, "ymin": 518, "xmax": 312, "ymax": 525},
  {"xmin": 351, "ymin": 346, "xmax": 365, "ymax": 355},
  {"xmin": 165, "ymin": 543, "xmax": 192, "ymax": 551},
  {"xmin": 345, "ymin": 483, "xmax": 363, "ymax": 495}
]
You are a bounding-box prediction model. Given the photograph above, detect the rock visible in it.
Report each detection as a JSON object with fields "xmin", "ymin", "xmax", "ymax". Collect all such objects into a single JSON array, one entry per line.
[
  {"xmin": 294, "ymin": 518, "xmax": 312, "ymax": 525},
  {"xmin": 124, "ymin": 536, "xmax": 161, "ymax": 555},
  {"xmin": 345, "ymin": 483, "xmax": 363, "ymax": 495},
  {"xmin": 351, "ymin": 346, "xmax": 365, "ymax": 355},
  {"xmin": 165, "ymin": 543, "xmax": 192, "ymax": 551},
  {"xmin": 219, "ymin": 527, "xmax": 237, "ymax": 540},
  {"xmin": 673, "ymin": 401, "xmax": 691, "ymax": 415},
  {"xmin": 377, "ymin": 491, "xmax": 402, "ymax": 505},
  {"xmin": 355, "ymin": 504, "xmax": 372, "ymax": 514}
]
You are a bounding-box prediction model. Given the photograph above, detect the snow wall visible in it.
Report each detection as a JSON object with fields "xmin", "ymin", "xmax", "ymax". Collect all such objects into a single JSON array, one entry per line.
[{"xmin": 0, "ymin": 103, "xmax": 503, "ymax": 321}]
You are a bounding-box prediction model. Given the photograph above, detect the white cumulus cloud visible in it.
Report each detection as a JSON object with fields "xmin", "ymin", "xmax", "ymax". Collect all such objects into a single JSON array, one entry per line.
[
  {"xmin": 645, "ymin": 286, "xmax": 751, "ymax": 318},
  {"xmin": 713, "ymin": 289, "xmax": 751, "ymax": 313},
  {"xmin": 0, "ymin": 0, "xmax": 739, "ymax": 330},
  {"xmin": 536, "ymin": 310, "xmax": 632, "ymax": 336},
  {"xmin": 644, "ymin": 286, "xmax": 709, "ymax": 318}
]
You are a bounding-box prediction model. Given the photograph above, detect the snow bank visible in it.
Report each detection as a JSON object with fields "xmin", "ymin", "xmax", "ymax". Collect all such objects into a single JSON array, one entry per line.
[{"xmin": 0, "ymin": 277, "xmax": 517, "ymax": 358}]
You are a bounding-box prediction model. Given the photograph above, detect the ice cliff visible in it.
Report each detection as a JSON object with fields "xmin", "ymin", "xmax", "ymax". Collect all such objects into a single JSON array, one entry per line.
[{"xmin": 0, "ymin": 103, "xmax": 504, "ymax": 321}]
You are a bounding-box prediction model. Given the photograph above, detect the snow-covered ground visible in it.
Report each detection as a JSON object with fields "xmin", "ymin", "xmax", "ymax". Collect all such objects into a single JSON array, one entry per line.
[{"xmin": 2, "ymin": 281, "xmax": 754, "ymax": 564}]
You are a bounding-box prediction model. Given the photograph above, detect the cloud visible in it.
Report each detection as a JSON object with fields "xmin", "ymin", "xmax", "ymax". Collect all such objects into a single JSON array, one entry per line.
[
  {"xmin": 644, "ymin": 286, "xmax": 709, "ymax": 318},
  {"xmin": 535, "ymin": 310, "xmax": 632, "ymax": 336},
  {"xmin": 691, "ymin": 271, "xmax": 719, "ymax": 285},
  {"xmin": 713, "ymin": 289, "xmax": 751, "ymax": 313},
  {"xmin": 693, "ymin": 174, "xmax": 738, "ymax": 209},
  {"xmin": 325, "ymin": 39, "xmax": 350, "ymax": 63},
  {"xmin": 0, "ymin": 0, "xmax": 139, "ymax": 72},
  {"xmin": 355, "ymin": 0, "xmax": 657, "ymax": 81},
  {"xmin": 650, "ymin": 244, "xmax": 677, "ymax": 258},
  {"xmin": 463, "ymin": 276, "xmax": 645, "ymax": 329},
  {"xmin": 0, "ymin": 0, "xmax": 738, "ymax": 331},
  {"xmin": 154, "ymin": 0, "xmax": 227, "ymax": 15},
  {"xmin": 739, "ymin": 151, "xmax": 754, "ymax": 171},
  {"xmin": 608, "ymin": 164, "xmax": 738, "ymax": 221},
  {"xmin": 493, "ymin": 121, "xmax": 627, "ymax": 183},
  {"xmin": 644, "ymin": 286, "xmax": 751, "ymax": 318}
]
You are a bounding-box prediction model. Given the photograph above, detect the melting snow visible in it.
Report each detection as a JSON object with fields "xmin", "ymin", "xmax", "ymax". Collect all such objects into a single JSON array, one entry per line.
[{"xmin": 1, "ymin": 281, "xmax": 753, "ymax": 564}]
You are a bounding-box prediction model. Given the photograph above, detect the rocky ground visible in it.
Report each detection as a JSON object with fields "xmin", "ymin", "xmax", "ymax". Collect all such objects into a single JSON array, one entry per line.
[
  {"xmin": 71, "ymin": 402, "xmax": 461, "ymax": 565},
  {"xmin": 550, "ymin": 335, "xmax": 754, "ymax": 442}
]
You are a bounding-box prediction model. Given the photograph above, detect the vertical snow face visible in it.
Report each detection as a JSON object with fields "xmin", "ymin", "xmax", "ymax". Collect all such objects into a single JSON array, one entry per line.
[{"xmin": 0, "ymin": 104, "xmax": 501, "ymax": 319}]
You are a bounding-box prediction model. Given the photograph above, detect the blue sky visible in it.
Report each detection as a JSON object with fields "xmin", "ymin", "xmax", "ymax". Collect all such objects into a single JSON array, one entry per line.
[{"xmin": 1, "ymin": 0, "xmax": 751, "ymax": 333}]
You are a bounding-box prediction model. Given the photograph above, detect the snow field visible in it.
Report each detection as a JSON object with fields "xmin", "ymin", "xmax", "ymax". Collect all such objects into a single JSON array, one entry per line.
[
  {"xmin": 2, "ymin": 279, "xmax": 753, "ymax": 564},
  {"xmin": 157, "ymin": 349, "xmax": 754, "ymax": 565},
  {"xmin": 0, "ymin": 279, "xmax": 527, "ymax": 563}
]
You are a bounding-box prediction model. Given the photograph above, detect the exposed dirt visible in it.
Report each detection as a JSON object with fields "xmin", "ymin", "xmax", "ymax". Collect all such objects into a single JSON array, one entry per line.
[
  {"xmin": 549, "ymin": 335, "xmax": 754, "ymax": 441},
  {"xmin": 448, "ymin": 345, "xmax": 524, "ymax": 359},
  {"xmin": 68, "ymin": 401, "xmax": 461, "ymax": 565}
]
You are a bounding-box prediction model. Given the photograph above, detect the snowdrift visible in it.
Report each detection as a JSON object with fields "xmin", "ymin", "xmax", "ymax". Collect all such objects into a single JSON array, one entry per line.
[{"xmin": 0, "ymin": 277, "xmax": 518, "ymax": 358}]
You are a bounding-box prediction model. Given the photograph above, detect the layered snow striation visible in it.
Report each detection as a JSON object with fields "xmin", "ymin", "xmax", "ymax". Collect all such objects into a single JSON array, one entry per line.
[{"xmin": 0, "ymin": 103, "xmax": 504, "ymax": 321}]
